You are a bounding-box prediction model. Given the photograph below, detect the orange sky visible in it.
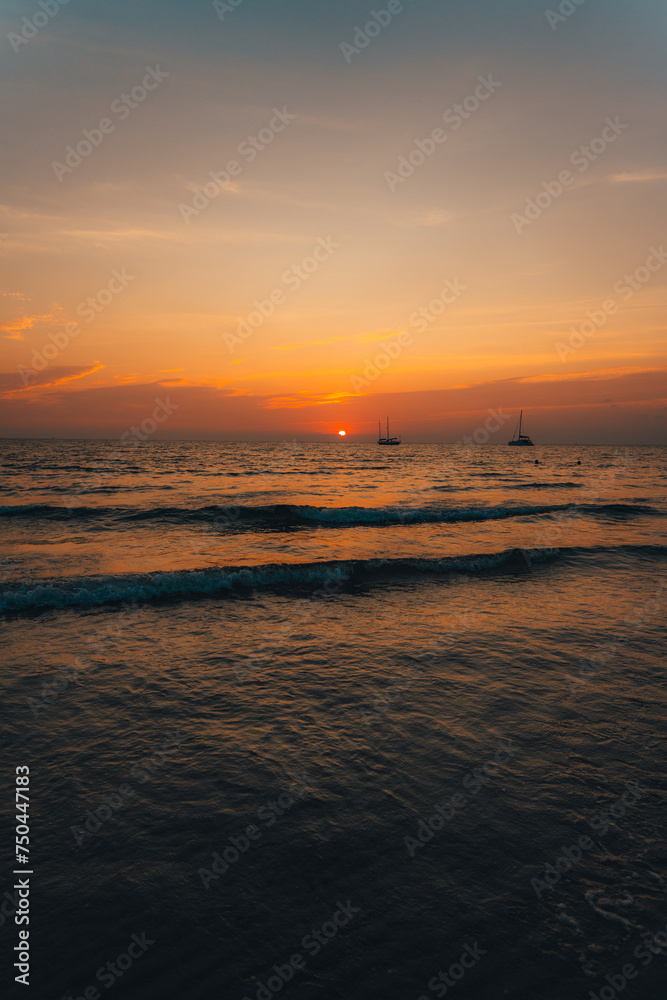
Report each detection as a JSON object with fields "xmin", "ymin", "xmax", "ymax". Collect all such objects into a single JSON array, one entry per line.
[{"xmin": 1, "ymin": 0, "xmax": 666, "ymax": 442}]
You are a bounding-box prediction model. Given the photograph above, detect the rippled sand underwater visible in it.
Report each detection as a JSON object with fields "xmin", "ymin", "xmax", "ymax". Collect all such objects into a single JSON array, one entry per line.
[{"xmin": 1, "ymin": 440, "xmax": 666, "ymax": 998}]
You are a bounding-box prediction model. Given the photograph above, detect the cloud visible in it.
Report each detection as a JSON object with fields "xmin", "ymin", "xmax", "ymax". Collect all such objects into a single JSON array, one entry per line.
[
  {"xmin": 0, "ymin": 201, "xmax": 317, "ymax": 253},
  {"xmin": 0, "ymin": 368, "xmax": 664, "ymax": 443},
  {"xmin": 357, "ymin": 329, "xmax": 405, "ymax": 344},
  {"xmin": 0, "ymin": 364, "xmax": 104, "ymax": 395},
  {"xmin": 412, "ymin": 209, "xmax": 452, "ymax": 228},
  {"xmin": 0, "ymin": 310, "xmax": 61, "ymax": 337},
  {"xmin": 609, "ymin": 170, "xmax": 667, "ymax": 184},
  {"xmin": 273, "ymin": 337, "xmax": 348, "ymax": 351},
  {"xmin": 514, "ymin": 366, "xmax": 658, "ymax": 384},
  {"xmin": 262, "ymin": 391, "xmax": 353, "ymax": 409}
]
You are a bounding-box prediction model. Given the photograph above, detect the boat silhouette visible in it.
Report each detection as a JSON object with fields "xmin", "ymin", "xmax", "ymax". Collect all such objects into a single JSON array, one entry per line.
[
  {"xmin": 378, "ymin": 418, "xmax": 401, "ymax": 446},
  {"xmin": 508, "ymin": 410, "xmax": 534, "ymax": 447}
]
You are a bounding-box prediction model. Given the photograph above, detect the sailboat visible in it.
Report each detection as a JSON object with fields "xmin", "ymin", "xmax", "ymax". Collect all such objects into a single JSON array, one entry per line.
[
  {"xmin": 508, "ymin": 410, "xmax": 534, "ymax": 447},
  {"xmin": 378, "ymin": 417, "xmax": 401, "ymax": 446}
]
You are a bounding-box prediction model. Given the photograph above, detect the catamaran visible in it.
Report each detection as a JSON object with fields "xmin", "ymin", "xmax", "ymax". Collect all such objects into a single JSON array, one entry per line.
[
  {"xmin": 378, "ymin": 418, "xmax": 401, "ymax": 446},
  {"xmin": 508, "ymin": 410, "xmax": 534, "ymax": 447}
]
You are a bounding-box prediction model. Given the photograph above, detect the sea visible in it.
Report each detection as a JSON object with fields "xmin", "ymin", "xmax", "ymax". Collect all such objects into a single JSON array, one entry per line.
[{"xmin": 0, "ymin": 439, "xmax": 665, "ymax": 1000}]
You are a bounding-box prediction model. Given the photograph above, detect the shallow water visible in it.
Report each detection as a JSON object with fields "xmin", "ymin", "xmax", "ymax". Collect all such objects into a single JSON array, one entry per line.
[{"xmin": 1, "ymin": 440, "xmax": 666, "ymax": 998}]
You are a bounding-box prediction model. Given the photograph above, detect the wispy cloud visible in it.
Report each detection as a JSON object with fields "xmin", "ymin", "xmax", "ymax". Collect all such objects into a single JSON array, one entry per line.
[
  {"xmin": 0, "ymin": 364, "xmax": 104, "ymax": 396},
  {"xmin": 273, "ymin": 337, "xmax": 348, "ymax": 351},
  {"xmin": 1, "ymin": 308, "xmax": 62, "ymax": 338},
  {"xmin": 357, "ymin": 329, "xmax": 405, "ymax": 344},
  {"xmin": 262, "ymin": 391, "xmax": 355, "ymax": 409},
  {"xmin": 608, "ymin": 170, "xmax": 667, "ymax": 184}
]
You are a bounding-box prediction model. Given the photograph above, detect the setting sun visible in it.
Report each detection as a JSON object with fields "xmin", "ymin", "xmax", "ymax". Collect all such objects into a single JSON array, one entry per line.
[{"xmin": 338, "ymin": 430, "xmax": 346, "ymax": 436}]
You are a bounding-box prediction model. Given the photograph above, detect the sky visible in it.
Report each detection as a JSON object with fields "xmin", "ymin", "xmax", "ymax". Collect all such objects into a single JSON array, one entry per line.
[{"xmin": 1, "ymin": 0, "xmax": 666, "ymax": 442}]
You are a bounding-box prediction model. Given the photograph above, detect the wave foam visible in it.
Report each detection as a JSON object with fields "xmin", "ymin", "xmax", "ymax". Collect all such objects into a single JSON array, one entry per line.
[
  {"xmin": 3, "ymin": 544, "xmax": 665, "ymax": 614},
  {"xmin": 0, "ymin": 500, "xmax": 659, "ymax": 528},
  {"xmin": 1, "ymin": 547, "xmax": 558, "ymax": 613}
]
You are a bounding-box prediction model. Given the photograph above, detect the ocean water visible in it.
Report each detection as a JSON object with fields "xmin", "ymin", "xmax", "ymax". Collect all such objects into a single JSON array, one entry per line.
[{"xmin": 1, "ymin": 439, "xmax": 666, "ymax": 1000}]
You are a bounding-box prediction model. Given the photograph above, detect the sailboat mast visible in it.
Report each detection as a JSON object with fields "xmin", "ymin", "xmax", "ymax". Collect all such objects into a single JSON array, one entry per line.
[
  {"xmin": 386, "ymin": 417, "xmax": 389, "ymax": 438},
  {"xmin": 519, "ymin": 410, "xmax": 523, "ymax": 436}
]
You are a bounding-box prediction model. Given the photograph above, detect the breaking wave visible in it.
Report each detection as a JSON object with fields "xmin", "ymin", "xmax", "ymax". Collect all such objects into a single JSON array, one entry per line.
[
  {"xmin": 2, "ymin": 544, "xmax": 666, "ymax": 613},
  {"xmin": 0, "ymin": 500, "xmax": 659, "ymax": 529}
]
